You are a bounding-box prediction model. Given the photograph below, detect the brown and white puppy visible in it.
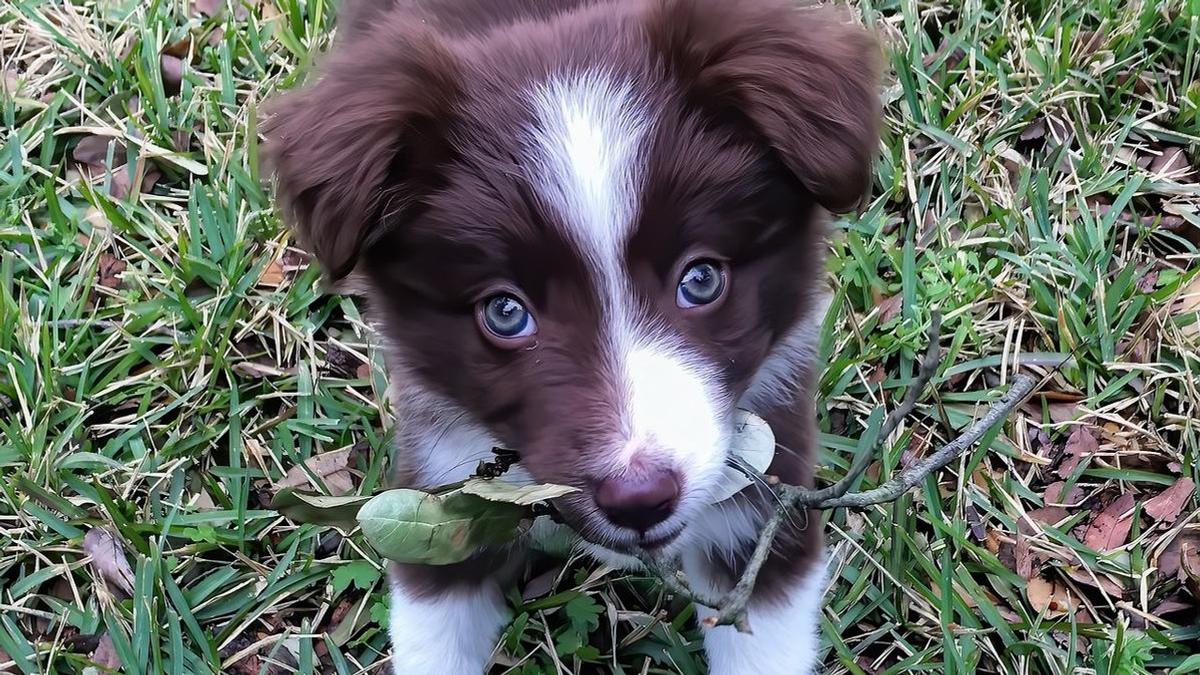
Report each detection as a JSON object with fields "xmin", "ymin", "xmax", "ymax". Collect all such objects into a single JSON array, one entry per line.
[{"xmin": 263, "ymin": 0, "xmax": 879, "ymax": 672}]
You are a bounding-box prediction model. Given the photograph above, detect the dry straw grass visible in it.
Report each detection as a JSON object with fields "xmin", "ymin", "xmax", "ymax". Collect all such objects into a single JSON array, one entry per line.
[{"xmin": 1, "ymin": 0, "xmax": 1197, "ymax": 673}]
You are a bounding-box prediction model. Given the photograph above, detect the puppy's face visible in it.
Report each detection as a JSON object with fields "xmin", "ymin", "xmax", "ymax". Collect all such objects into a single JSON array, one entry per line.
[{"xmin": 264, "ymin": 0, "xmax": 879, "ymax": 551}]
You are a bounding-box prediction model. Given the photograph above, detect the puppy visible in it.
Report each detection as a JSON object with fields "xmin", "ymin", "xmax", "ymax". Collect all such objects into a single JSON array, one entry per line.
[{"xmin": 263, "ymin": 0, "xmax": 879, "ymax": 672}]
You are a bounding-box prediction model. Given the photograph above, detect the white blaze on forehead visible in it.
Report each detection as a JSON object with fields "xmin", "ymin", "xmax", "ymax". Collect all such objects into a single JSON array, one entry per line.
[
  {"xmin": 527, "ymin": 69, "xmax": 648, "ymax": 280},
  {"xmin": 527, "ymin": 70, "xmax": 727, "ymax": 484}
]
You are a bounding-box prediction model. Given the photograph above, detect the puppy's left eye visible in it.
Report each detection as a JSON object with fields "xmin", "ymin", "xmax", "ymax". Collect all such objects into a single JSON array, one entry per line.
[
  {"xmin": 677, "ymin": 261, "xmax": 726, "ymax": 308},
  {"xmin": 479, "ymin": 294, "xmax": 537, "ymax": 341}
]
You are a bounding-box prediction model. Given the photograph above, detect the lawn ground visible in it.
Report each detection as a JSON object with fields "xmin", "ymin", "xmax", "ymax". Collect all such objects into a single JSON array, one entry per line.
[{"xmin": 2, "ymin": 0, "xmax": 1199, "ymax": 673}]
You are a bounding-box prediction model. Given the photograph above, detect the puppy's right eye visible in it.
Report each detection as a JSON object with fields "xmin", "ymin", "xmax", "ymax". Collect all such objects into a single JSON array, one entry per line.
[{"xmin": 478, "ymin": 294, "xmax": 537, "ymax": 343}]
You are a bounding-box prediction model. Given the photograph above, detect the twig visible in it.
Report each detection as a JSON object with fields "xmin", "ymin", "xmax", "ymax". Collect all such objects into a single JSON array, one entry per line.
[
  {"xmin": 638, "ymin": 312, "xmax": 1039, "ymax": 633},
  {"xmin": 797, "ymin": 311, "xmax": 943, "ymax": 506}
]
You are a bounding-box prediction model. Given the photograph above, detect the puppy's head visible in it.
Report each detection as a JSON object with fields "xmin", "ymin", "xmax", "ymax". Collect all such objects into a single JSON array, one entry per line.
[{"xmin": 263, "ymin": 0, "xmax": 879, "ymax": 551}]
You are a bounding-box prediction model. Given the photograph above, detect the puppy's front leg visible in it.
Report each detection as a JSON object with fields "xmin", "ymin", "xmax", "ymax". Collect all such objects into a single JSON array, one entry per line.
[
  {"xmin": 387, "ymin": 557, "xmax": 513, "ymax": 674},
  {"xmin": 696, "ymin": 549, "xmax": 827, "ymax": 675},
  {"xmin": 694, "ymin": 401, "xmax": 828, "ymax": 675}
]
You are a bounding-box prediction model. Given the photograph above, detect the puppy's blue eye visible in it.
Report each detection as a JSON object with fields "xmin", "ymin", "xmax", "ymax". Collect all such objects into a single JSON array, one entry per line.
[
  {"xmin": 677, "ymin": 261, "xmax": 726, "ymax": 308},
  {"xmin": 481, "ymin": 294, "xmax": 537, "ymax": 339}
]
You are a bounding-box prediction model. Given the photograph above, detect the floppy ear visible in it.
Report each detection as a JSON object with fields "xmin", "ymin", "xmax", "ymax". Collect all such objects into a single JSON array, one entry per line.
[
  {"xmin": 644, "ymin": 0, "xmax": 881, "ymax": 212},
  {"xmin": 261, "ymin": 19, "xmax": 460, "ymax": 279}
]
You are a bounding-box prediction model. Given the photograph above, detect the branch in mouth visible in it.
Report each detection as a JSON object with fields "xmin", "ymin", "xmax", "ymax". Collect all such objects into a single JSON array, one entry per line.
[{"xmin": 636, "ymin": 310, "xmax": 1040, "ymax": 633}]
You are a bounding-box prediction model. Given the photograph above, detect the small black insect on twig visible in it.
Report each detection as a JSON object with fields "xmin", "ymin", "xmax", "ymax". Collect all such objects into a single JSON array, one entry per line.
[{"xmin": 474, "ymin": 447, "xmax": 521, "ymax": 479}]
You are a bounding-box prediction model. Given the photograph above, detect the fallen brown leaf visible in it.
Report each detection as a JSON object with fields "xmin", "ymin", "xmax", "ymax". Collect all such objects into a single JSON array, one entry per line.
[
  {"xmin": 922, "ymin": 38, "xmax": 966, "ymax": 70},
  {"xmin": 1116, "ymin": 71, "xmax": 1154, "ymax": 96},
  {"xmin": 161, "ymin": 54, "xmax": 184, "ymax": 96},
  {"xmin": 1020, "ymin": 118, "xmax": 1047, "ymax": 142},
  {"xmin": 1016, "ymin": 536, "xmax": 1036, "ymax": 579},
  {"xmin": 258, "ymin": 260, "xmax": 286, "ymax": 288},
  {"xmin": 1149, "ymin": 147, "xmax": 1192, "ymax": 179},
  {"xmin": 877, "ymin": 294, "xmax": 902, "ymax": 325},
  {"xmin": 83, "ymin": 527, "xmax": 134, "ymax": 595},
  {"xmin": 162, "ymin": 35, "xmax": 192, "ymax": 59},
  {"xmin": 73, "ymin": 135, "xmax": 127, "ymax": 167},
  {"xmin": 521, "ymin": 564, "xmax": 563, "ymax": 602},
  {"xmin": 1074, "ymin": 29, "xmax": 1106, "ymax": 58},
  {"xmin": 1027, "ymin": 577, "xmax": 1073, "ymax": 616},
  {"xmin": 91, "ymin": 632, "xmax": 122, "ymax": 671},
  {"xmin": 1022, "ymin": 506, "xmax": 1070, "ymax": 533},
  {"xmin": 1064, "ymin": 565, "xmax": 1124, "ymax": 597},
  {"xmin": 1136, "ymin": 269, "xmax": 1160, "ymax": 293},
  {"xmin": 1058, "ymin": 426, "xmax": 1098, "ymax": 477},
  {"xmin": 98, "ymin": 253, "xmax": 126, "ymax": 289},
  {"xmin": 325, "ymin": 344, "xmax": 365, "ymax": 379},
  {"xmin": 1144, "ymin": 478, "xmax": 1195, "ymax": 524},
  {"xmin": 1044, "ymin": 481, "xmax": 1086, "ymax": 506},
  {"xmin": 865, "ymin": 363, "xmax": 886, "ymax": 386},
  {"xmin": 279, "ymin": 446, "xmax": 356, "ymax": 495},
  {"xmin": 1083, "ymin": 493, "xmax": 1135, "ymax": 552},
  {"xmin": 1182, "ymin": 539, "xmax": 1200, "ymax": 581},
  {"xmin": 110, "ymin": 164, "xmax": 161, "ymax": 200}
]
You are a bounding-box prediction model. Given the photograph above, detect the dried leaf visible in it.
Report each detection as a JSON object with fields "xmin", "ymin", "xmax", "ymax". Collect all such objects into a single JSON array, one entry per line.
[
  {"xmin": 91, "ymin": 632, "xmax": 121, "ymax": 671},
  {"xmin": 984, "ymin": 529, "xmax": 1002, "ymax": 554},
  {"xmin": 1144, "ymin": 478, "xmax": 1195, "ymax": 524},
  {"xmin": 84, "ymin": 528, "xmax": 134, "ymax": 595},
  {"xmin": 1058, "ymin": 426, "xmax": 1098, "ymax": 478},
  {"xmin": 521, "ymin": 564, "xmax": 563, "ymax": 602},
  {"xmin": 279, "ymin": 447, "xmax": 355, "ymax": 496},
  {"xmin": 73, "ymin": 135, "xmax": 126, "ymax": 167},
  {"xmin": 1065, "ymin": 566, "xmax": 1124, "ymax": 597},
  {"xmin": 1083, "ymin": 493, "xmax": 1135, "ymax": 552},
  {"xmin": 192, "ymin": 0, "xmax": 249, "ymax": 19},
  {"xmin": 258, "ymin": 260, "xmax": 286, "ymax": 288},
  {"xmin": 1182, "ymin": 541, "xmax": 1200, "ymax": 580},
  {"xmin": 324, "ymin": 344, "xmax": 365, "ymax": 378},
  {"xmin": 1149, "ymin": 147, "xmax": 1192, "ymax": 179},
  {"xmin": 1044, "ymin": 482, "xmax": 1085, "ymax": 506},
  {"xmin": 1016, "ymin": 536, "xmax": 1036, "ymax": 579},
  {"xmin": 162, "ymin": 36, "xmax": 192, "ymax": 59},
  {"xmin": 877, "ymin": 294, "xmax": 902, "ymax": 325},
  {"xmin": 192, "ymin": 0, "xmax": 223, "ymax": 16},
  {"xmin": 1136, "ymin": 269, "xmax": 1160, "ymax": 293},
  {"xmin": 117, "ymin": 165, "xmax": 162, "ymax": 200},
  {"xmin": 98, "ymin": 254, "xmax": 126, "ymax": 289},
  {"xmin": 1116, "ymin": 71, "xmax": 1153, "ymax": 95},
  {"xmin": 1074, "ymin": 29, "xmax": 1106, "ymax": 58},
  {"xmin": 1020, "ymin": 118, "xmax": 1047, "ymax": 142},
  {"xmin": 160, "ymin": 54, "xmax": 184, "ymax": 96},
  {"xmin": 1158, "ymin": 532, "xmax": 1199, "ymax": 579},
  {"xmin": 1027, "ymin": 577, "xmax": 1073, "ymax": 616},
  {"xmin": 1022, "ymin": 506, "xmax": 1070, "ymax": 534},
  {"xmin": 865, "ymin": 363, "xmax": 886, "ymax": 385}
]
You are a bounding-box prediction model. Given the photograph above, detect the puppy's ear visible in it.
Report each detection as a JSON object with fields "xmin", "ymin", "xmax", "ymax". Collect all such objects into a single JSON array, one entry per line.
[
  {"xmin": 261, "ymin": 20, "xmax": 460, "ymax": 279},
  {"xmin": 645, "ymin": 0, "xmax": 881, "ymax": 212}
]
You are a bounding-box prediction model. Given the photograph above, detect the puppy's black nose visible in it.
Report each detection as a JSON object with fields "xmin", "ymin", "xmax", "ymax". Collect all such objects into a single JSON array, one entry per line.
[{"xmin": 595, "ymin": 469, "xmax": 680, "ymax": 532}]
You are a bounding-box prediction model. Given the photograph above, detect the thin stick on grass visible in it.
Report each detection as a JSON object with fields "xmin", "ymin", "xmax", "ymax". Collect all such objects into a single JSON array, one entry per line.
[{"xmin": 637, "ymin": 311, "xmax": 1039, "ymax": 633}]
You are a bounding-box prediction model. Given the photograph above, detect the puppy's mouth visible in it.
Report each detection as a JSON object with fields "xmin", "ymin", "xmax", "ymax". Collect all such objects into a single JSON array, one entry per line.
[{"xmin": 554, "ymin": 499, "xmax": 687, "ymax": 554}]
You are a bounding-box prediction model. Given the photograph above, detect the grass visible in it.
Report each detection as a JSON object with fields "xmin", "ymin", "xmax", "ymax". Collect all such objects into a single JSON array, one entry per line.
[{"xmin": 2, "ymin": 0, "xmax": 1199, "ymax": 672}]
